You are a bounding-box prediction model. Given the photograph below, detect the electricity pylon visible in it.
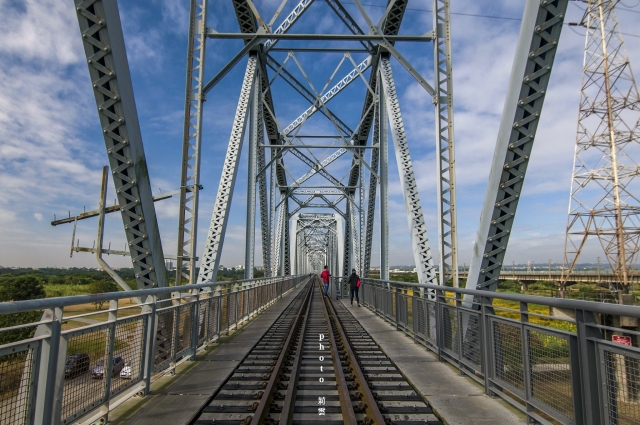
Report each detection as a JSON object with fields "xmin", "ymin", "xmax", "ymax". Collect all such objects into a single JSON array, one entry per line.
[{"xmin": 562, "ymin": 0, "xmax": 640, "ymax": 293}]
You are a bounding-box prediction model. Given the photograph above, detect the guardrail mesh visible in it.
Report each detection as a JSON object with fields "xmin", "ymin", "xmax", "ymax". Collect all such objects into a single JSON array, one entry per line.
[
  {"xmin": 111, "ymin": 317, "xmax": 145, "ymax": 396},
  {"xmin": 414, "ymin": 298, "xmax": 426, "ymax": 342},
  {"xmin": 397, "ymin": 293, "xmax": 408, "ymax": 329},
  {"xmin": 357, "ymin": 280, "xmax": 640, "ymax": 424},
  {"xmin": 0, "ymin": 276, "xmax": 306, "ymax": 425},
  {"xmin": 228, "ymin": 293, "xmax": 237, "ymax": 329},
  {"xmin": 442, "ymin": 305, "xmax": 458, "ymax": 356},
  {"xmin": 0, "ymin": 346, "xmax": 37, "ymax": 425},
  {"xmin": 153, "ymin": 310, "xmax": 176, "ymax": 373},
  {"xmin": 604, "ymin": 347, "xmax": 640, "ymax": 425},
  {"xmin": 527, "ymin": 328, "xmax": 573, "ymax": 420},
  {"xmin": 220, "ymin": 294, "xmax": 229, "ymax": 332},
  {"xmin": 62, "ymin": 327, "xmax": 109, "ymax": 423},
  {"xmin": 176, "ymin": 304, "xmax": 193, "ymax": 358},
  {"xmin": 197, "ymin": 300, "xmax": 208, "ymax": 345},
  {"xmin": 492, "ymin": 320, "xmax": 525, "ymax": 394},
  {"xmin": 460, "ymin": 311, "xmax": 482, "ymax": 369}
]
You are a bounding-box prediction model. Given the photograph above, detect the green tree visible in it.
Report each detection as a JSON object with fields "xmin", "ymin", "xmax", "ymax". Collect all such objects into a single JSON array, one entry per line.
[
  {"xmin": 87, "ymin": 280, "xmax": 119, "ymax": 309},
  {"xmin": 0, "ymin": 275, "xmax": 46, "ymax": 344},
  {"xmin": 49, "ymin": 275, "xmax": 65, "ymax": 285}
]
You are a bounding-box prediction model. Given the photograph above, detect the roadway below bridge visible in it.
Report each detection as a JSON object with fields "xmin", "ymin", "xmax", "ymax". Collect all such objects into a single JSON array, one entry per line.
[{"xmin": 109, "ymin": 279, "xmax": 522, "ymax": 425}]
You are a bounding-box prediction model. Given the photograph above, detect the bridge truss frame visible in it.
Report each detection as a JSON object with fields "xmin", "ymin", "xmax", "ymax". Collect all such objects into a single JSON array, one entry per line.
[
  {"xmin": 185, "ymin": 0, "xmax": 460, "ymax": 287},
  {"xmin": 69, "ymin": 0, "xmax": 579, "ymax": 309}
]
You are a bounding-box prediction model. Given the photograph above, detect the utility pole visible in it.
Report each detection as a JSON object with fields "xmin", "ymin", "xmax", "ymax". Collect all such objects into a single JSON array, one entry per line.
[{"xmin": 562, "ymin": 0, "xmax": 640, "ymax": 294}]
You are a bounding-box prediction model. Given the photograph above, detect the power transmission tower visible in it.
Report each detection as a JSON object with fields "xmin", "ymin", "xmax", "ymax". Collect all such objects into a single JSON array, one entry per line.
[{"xmin": 562, "ymin": 0, "xmax": 640, "ymax": 293}]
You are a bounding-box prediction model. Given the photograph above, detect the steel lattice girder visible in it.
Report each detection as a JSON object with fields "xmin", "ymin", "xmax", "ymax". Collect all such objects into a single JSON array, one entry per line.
[
  {"xmin": 362, "ymin": 99, "xmax": 381, "ymax": 278},
  {"xmin": 245, "ymin": 74, "xmax": 261, "ymax": 279},
  {"xmin": 256, "ymin": 82, "xmax": 271, "ymax": 277},
  {"xmin": 198, "ymin": 54, "xmax": 257, "ymax": 284},
  {"xmin": 73, "ymin": 0, "xmax": 168, "ymax": 290},
  {"xmin": 465, "ymin": 0, "xmax": 569, "ymax": 297},
  {"xmin": 265, "ymin": 55, "xmax": 352, "ymax": 136},
  {"xmin": 263, "ymin": 0, "xmax": 315, "ymax": 52},
  {"xmin": 379, "ymin": 56, "xmax": 438, "ymax": 286},
  {"xmin": 176, "ymin": 0, "xmax": 208, "ymax": 287},
  {"xmin": 201, "ymin": 0, "xmax": 448, "ymax": 286},
  {"xmin": 433, "ymin": 0, "xmax": 459, "ymax": 288},
  {"xmin": 343, "ymin": 201, "xmax": 352, "ymax": 278}
]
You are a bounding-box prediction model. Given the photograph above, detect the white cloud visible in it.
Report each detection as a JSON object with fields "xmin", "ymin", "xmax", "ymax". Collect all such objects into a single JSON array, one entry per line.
[{"xmin": 34, "ymin": 213, "xmax": 43, "ymax": 222}]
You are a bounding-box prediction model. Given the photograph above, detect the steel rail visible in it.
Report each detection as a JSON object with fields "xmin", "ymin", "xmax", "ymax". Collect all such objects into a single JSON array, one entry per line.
[
  {"xmin": 278, "ymin": 280, "xmax": 314, "ymax": 424},
  {"xmin": 250, "ymin": 282, "xmax": 313, "ymax": 424},
  {"xmin": 325, "ymin": 298, "xmax": 387, "ymax": 425},
  {"xmin": 319, "ymin": 281, "xmax": 358, "ymax": 425}
]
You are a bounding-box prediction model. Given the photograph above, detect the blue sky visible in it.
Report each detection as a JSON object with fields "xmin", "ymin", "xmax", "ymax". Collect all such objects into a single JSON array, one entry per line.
[{"xmin": 1, "ymin": 0, "xmax": 639, "ymax": 270}]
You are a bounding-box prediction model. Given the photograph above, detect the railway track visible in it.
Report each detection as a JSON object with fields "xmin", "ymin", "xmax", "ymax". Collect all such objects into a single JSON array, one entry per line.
[{"xmin": 191, "ymin": 278, "xmax": 441, "ymax": 425}]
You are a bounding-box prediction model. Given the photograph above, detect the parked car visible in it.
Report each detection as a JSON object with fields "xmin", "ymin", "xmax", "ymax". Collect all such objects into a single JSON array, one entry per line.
[
  {"xmin": 119, "ymin": 363, "xmax": 132, "ymax": 379},
  {"xmin": 65, "ymin": 353, "xmax": 90, "ymax": 379},
  {"xmin": 91, "ymin": 356, "xmax": 125, "ymax": 378}
]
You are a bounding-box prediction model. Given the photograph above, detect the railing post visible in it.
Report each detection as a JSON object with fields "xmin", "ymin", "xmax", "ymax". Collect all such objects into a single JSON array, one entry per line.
[
  {"xmin": 436, "ymin": 287, "xmax": 444, "ymax": 361},
  {"xmin": 519, "ymin": 302, "xmax": 534, "ymax": 421},
  {"xmin": 142, "ymin": 295, "xmax": 158, "ymax": 394},
  {"xmin": 102, "ymin": 300, "xmax": 118, "ymax": 418},
  {"xmin": 395, "ymin": 284, "xmax": 400, "ymax": 329},
  {"xmin": 191, "ymin": 292, "xmax": 200, "ymax": 359},
  {"xmin": 575, "ymin": 309, "xmax": 602, "ymax": 425},
  {"xmin": 456, "ymin": 292, "xmax": 463, "ymax": 374},
  {"xmin": 34, "ymin": 307, "xmax": 64, "ymax": 425},
  {"xmin": 480, "ymin": 296, "xmax": 492, "ymax": 396}
]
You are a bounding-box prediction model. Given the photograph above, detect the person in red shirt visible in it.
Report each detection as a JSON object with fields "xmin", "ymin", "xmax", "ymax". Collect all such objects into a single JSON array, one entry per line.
[{"xmin": 320, "ymin": 265, "xmax": 331, "ymax": 296}]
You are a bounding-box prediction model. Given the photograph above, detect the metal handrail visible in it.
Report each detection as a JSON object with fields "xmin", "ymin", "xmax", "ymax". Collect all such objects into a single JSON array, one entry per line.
[
  {"xmin": 363, "ymin": 278, "xmax": 640, "ymax": 317},
  {"xmin": 0, "ymin": 275, "xmax": 307, "ymax": 425},
  {"xmin": 357, "ymin": 276, "xmax": 640, "ymax": 425},
  {"xmin": 0, "ymin": 276, "xmax": 281, "ymax": 315}
]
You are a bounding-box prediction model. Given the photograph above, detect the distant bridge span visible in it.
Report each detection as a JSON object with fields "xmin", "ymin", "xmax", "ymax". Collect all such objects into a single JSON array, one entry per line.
[{"xmin": 456, "ymin": 270, "xmax": 640, "ymax": 285}]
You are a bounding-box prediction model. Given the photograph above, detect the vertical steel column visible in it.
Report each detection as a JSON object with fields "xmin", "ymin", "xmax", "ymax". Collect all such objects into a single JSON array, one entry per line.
[
  {"xmin": 273, "ymin": 193, "xmax": 284, "ymax": 276},
  {"xmin": 284, "ymin": 199, "xmax": 291, "ymax": 275},
  {"xmin": 245, "ymin": 72, "xmax": 260, "ymax": 279},
  {"xmin": 359, "ymin": 150, "xmax": 365, "ymax": 274},
  {"xmin": 379, "ymin": 56, "xmax": 438, "ymax": 286},
  {"xmin": 257, "ymin": 91, "xmax": 271, "ymax": 277},
  {"xmin": 464, "ymin": 0, "xmax": 568, "ymax": 300},
  {"xmin": 290, "ymin": 215, "xmax": 300, "ymax": 275},
  {"xmin": 363, "ymin": 100, "xmax": 380, "ymax": 279},
  {"xmin": 198, "ymin": 54, "xmax": 257, "ymax": 283},
  {"xmin": 73, "ymin": 0, "xmax": 168, "ymax": 289},
  {"xmin": 379, "ymin": 82, "xmax": 389, "ymax": 281},
  {"xmin": 336, "ymin": 214, "xmax": 345, "ymax": 282},
  {"xmin": 433, "ymin": 0, "xmax": 459, "ymax": 287},
  {"xmin": 177, "ymin": 0, "xmax": 208, "ymax": 286},
  {"xmin": 343, "ymin": 202, "xmax": 352, "ymax": 277},
  {"xmin": 350, "ymin": 195, "xmax": 361, "ymax": 274}
]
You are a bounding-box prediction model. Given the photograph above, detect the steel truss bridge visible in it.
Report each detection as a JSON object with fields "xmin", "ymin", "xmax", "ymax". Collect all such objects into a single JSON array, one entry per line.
[{"xmin": 2, "ymin": 1, "xmax": 640, "ymax": 425}]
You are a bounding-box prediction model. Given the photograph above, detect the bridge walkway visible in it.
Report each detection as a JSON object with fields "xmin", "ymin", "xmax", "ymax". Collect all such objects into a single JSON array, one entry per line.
[{"xmin": 108, "ymin": 284, "xmax": 523, "ymax": 425}]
